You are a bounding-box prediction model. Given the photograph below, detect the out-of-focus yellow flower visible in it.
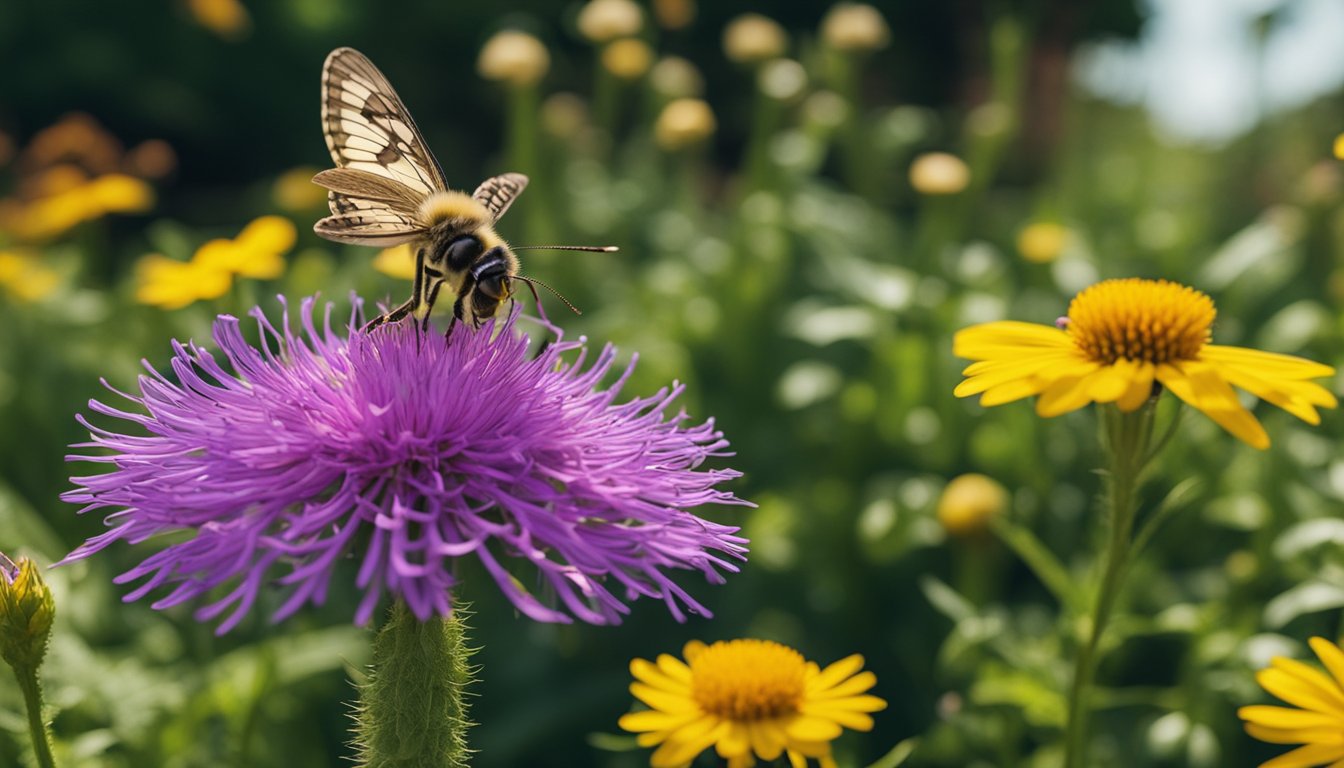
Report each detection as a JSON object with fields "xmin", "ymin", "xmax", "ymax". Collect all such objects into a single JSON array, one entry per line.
[
  {"xmin": 909, "ymin": 152, "xmax": 970, "ymax": 195},
  {"xmin": 195, "ymin": 216, "xmax": 295, "ymax": 279},
  {"xmin": 758, "ymin": 58, "xmax": 808, "ymax": 102},
  {"xmin": 273, "ymin": 166, "xmax": 328, "ymax": 212},
  {"xmin": 22, "ymin": 113, "xmax": 121, "ymax": 174},
  {"xmin": 654, "ymin": 98, "xmax": 716, "ymax": 151},
  {"xmin": 0, "ymin": 250, "xmax": 61, "ymax": 303},
  {"xmin": 577, "ymin": 0, "xmax": 643, "ymax": 43},
  {"xmin": 1017, "ymin": 221, "xmax": 1069, "ymax": 264},
  {"xmin": 820, "ymin": 3, "xmax": 890, "ymax": 53},
  {"xmin": 1334, "ymin": 133, "xmax": 1344, "ymax": 161},
  {"xmin": 135, "ymin": 255, "xmax": 231, "ymax": 310},
  {"xmin": 601, "ymin": 38, "xmax": 654, "ymax": 80},
  {"xmin": 25, "ymin": 165, "xmax": 89, "ymax": 199},
  {"xmin": 373, "ymin": 243, "xmax": 417, "ymax": 280},
  {"xmin": 652, "ymin": 0, "xmax": 694, "ymax": 30},
  {"xmin": 541, "ymin": 93, "xmax": 590, "ymax": 139},
  {"xmin": 124, "ymin": 139, "xmax": 177, "ymax": 179},
  {"xmin": 723, "ymin": 13, "xmax": 788, "ymax": 64},
  {"xmin": 477, "ymin": 30, "xmax": 551, "ymax": 87},
  {"xmin": 937, "ymin": 473, "xmax": 1007, "ymax": 537},
  {"xmin": 7, "ymin": 174, "xmax": 155, "ymax": 240},
  {"xmin": 650, "ymin": 56, "xmax": 703, "ymax": 99},
  {"xmin": 186, "ymin": 0, "xmax": 252, "ymax": 39}
]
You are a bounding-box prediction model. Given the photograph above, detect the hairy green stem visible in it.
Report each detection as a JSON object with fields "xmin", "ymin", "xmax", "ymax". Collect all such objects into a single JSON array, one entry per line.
[
  {"xmin": 14, "ymin": 665, "xmax": 57, "ymax": 768},
  {"xmin": 355, "ymin": 601, "xmax": 475, "ymax": 768},
  {"xmin": 1062, "ymin": 404, "xmax": 1154, "ymax": 768}
]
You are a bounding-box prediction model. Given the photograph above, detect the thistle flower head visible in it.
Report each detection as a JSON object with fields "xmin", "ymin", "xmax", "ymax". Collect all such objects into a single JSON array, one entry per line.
[{"xmin": 63, "ymin": 298, "xmax": 748, "ymax": 633}]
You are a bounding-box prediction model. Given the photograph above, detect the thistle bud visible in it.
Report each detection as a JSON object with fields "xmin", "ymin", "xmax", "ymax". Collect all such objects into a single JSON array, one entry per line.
[{"xmin": 0, "ymin": 554, "xmax": 55, "ymax": 673}]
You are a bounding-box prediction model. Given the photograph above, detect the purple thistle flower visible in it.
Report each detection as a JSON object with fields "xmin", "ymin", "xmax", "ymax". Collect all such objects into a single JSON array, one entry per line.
[{"xmin": 62, "ymin": 297, "xmax": 749, "ymax": 634}]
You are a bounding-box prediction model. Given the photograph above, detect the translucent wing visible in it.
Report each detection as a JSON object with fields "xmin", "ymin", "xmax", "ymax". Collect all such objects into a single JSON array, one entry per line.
[
  {"xmin": 321, "ymin": 47, "xmax": 448, "ymax": 198},
  {"xmin": 472, "ymin": 173, "xmax": 530, "ymax": 221}
]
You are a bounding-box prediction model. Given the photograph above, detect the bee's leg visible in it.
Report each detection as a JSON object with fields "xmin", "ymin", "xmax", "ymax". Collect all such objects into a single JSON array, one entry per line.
[
  {"xmin": 361, "ymin": 297, "xmax": 415, "ymax": 333},
  {"xmin": 446, "ymin": 292, "xmax": 468, "ymax": 341},
  {"xmin": 420, "ymin": 280, "xmax": 444, "ymax": 333}
]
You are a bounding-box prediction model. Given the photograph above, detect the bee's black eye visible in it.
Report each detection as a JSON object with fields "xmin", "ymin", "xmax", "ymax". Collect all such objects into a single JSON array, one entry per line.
[{"xmin": 442, "ymin": 236, "xmax": 481, "ymax": 270}]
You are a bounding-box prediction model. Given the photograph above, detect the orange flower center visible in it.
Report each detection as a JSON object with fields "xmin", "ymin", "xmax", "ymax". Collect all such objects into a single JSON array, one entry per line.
[
  {"xmin": 690, "ymin": 639, "xmax": 806, "ymax": 721},
  {"xmin": 1067, "ymin": 278, "xmax": 1214, "ymax": 365}
]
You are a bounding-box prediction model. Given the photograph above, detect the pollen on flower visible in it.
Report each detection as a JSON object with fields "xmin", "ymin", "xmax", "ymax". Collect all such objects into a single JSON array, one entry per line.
[
  {"xmin": 1066, "ymin": 278, "xmax": 1214, "ymax": 365},
  {"xmin": 690, "ymin": 639, "xmax": 806, "ymax": 720}
]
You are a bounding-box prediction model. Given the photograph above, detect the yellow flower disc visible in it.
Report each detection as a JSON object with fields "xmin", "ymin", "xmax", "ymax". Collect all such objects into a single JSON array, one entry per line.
[
  {"xmin": 689, "ymin": 639, "xmax": 806, "ymax": 720},
  {"xmin": 1067, "ymin": 278, "xmax": 1213, "ymax": 365}
]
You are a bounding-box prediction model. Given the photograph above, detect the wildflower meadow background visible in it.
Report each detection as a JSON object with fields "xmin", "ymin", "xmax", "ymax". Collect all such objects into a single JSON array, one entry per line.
[{"xmin": 2, "ymin": 0, "xmax": 1344, "ymax": 766}]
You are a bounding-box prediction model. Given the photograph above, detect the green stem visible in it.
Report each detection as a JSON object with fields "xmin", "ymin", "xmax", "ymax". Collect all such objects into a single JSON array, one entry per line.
[
  {"xmin": 14, "ymin": 665, "xmax": 57, "ymax": 768},
  {"xmin": 355, "ymin": 600, "xmax": 475, "ymax": 767},
  {"xmin": 1062, "ymin": 404, "xmax": 1154, "ymax": 768}
]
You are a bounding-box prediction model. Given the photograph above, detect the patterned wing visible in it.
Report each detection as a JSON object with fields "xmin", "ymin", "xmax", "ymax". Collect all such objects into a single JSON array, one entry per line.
[
  {"xmin": 314, "ymin": 209, "xmax": 424, "ymax": 246},
  {"xmin": 321, "ymin": 47, "xmax": 449, "ymax": 199},
  {"xmin": 471, "ymin": 173, "xmax": 529, "ymax": 221}
]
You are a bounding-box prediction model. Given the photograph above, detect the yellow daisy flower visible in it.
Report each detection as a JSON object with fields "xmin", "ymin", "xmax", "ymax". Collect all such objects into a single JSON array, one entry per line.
[
  {"xmin": 953, "ymin": 278, "xmax": 1337, "ymax": 449},
  {"xmin": 619, "ymin": 638, "xmax": 886, "ymax": 768},
  {"xmin": 1240, "ymin": 637, "xmax": 1344, "ymax": 768}
]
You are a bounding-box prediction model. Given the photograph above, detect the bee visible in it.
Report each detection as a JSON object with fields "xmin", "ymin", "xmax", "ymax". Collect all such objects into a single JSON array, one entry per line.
[{"xmin": 312, "ymin": 47, "xmax": 612, "ymax": 330}]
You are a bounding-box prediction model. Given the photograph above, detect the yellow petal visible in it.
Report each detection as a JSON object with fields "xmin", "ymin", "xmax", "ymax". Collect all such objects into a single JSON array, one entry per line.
[
  {"xmin": 748, "ymin": 719, "xmax": 787, "ymax": 760},
  {"xmin": 1257, "ymin": 667, "xmax": 1344, "ymax": 718},
  {"xmin": 620, "ymin": 708, "xmax": 699, "ymax": 733},
  {"xmin": 1035, "ymin": 373, "xmax": 1097, "ymax": 417},
  {"xmin": 809, "ymin": 654, "xmax": 865, "ymax": 691},
  {"xmin": 1240, "ymin": 704, "xmax": 1344, "ymax": 731},
  {"xmin": 978, "ymin": 376, "xmax": 1052, "ymax": 406},
  {"xmin": 656, "ymin": 653, "xmax": 693, "ymax": 684},
  {"xmin": 631, "ymin": 682, "xmax": 698, "ymax": 714},
  {"xmin": 632, "ymin": 657, "xmax": 692, "ymax": 693},
  {"xmin": 714, "ymin": 721, "xmax": 751, "ymax": 758},
  {"xmin": 373, "ymin": 243, "xmax": 418, "ymax": 280},
  {"xmin": 1260, "ymin": 742, "xmax": 1344, "ymax": 768},
  {"xmin": 236, "ymin": 215, "xmax": 297, "ymax": 254},
  {"xmin": 1311, "ymin": 639, "xmax": 1344, "ymax": 694},
  {"xmin": 1202, "ymin": 345, "xmax": 1335, "ymax": 380},
  {"xmin": 1116, "ymin": 361, "xmax": 1156, "ymax": 411},
  {"xmin": 783, "ymin": 714, "xmax": 843, "ymax": 742},
  {"xmin": 1244, "ymin": 720, "xmax": 1344, "ymax": 746},
  {"xmin": 810, "ymin": 670, "xmax": 878, "ymax": 698},
  {"xmin": 953, "ymin": 321, "xmax": 1072, "ymax": 359},
  {"xmin": 1157, "ymin": 362, "xmax": 1269, "ymax": 449}
]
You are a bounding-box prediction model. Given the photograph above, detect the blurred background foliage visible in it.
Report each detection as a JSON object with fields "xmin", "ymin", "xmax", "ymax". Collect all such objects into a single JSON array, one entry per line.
[{"xmin": 1, "ymin": 0, "xmax": 1343, "ymax": 766}]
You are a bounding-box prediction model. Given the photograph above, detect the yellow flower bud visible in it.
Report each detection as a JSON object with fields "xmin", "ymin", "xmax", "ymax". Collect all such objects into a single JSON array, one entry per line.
[
  {"xmin": 0, "ymin": 555, "xmax": 55, "ymax": 673},
  {"xmin": 650, "ymin": 56, "xmax": 704, "ymax": 99},
  {"xmin": 655, "ymin": 98, "xmax": 716, "ymax": 151},
  {"xmin": 576, "ymin": 0, "xmax": 644, "ymax": 43},
  {"xmin": 601, "ymin": 38, "xmax": 654, "ymax": 80},
  {"xmin": 1016, "ymin": 221, "xmax": 1069, "ymax": 264},
  {"xmin": 820, "ymin": 3, "xmax": 890, "ymax": 52},
  {"xmin": 722, "ymin": 14, "xmax": 788, "ymax": 64},
  {"xmin": 373, "ymin": 243, "xmax": 417, "ymax": 280},
  {"xmin": 477, "ymin": 30, "xmax": 551, "ymax": 87},
  {"xmin": 937, "ymin": 474, "xmax": 1007, "ymax": 537},
  {"xmin": 1334, "ymin": 132, "xmax": 1344, "ymax": 161},
  {"xmin": 909, "ymin": 152, "xmax": 969, "ymax": 195}
]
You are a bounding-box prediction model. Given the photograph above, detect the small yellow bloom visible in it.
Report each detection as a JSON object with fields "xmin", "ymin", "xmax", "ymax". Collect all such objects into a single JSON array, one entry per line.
[
  {"xmin": 620, "ymin": 639, "xmax": 886, "ymax": 768},
  {"xmin": 0, "ymin": 250, "xmax": 60, "ymax": 303},
  {"xmin": 722, "ymin": 14, "xmax": 788, "ymax": 64},
  {"xmin": 652, "ymin": 0, "xmax": 695, "ymax": 30},
  {"xmin": 135, "ymin": 255, "xmax": 231, "ymax": 309},
  {"xmin": 937, "ymin": 473, "xmax": 1007, "ymax": 537},
  {"xmin": 820, "ymin": 3, "xmax": 890, "ymax": 53},
  {"xmin": 373, "ymin": 243, "xmax": 417, "ymax": 280},
  {"xmin": 186, "ymin": 0, "xmax": 252, "ymax": 39},
  {"xmin": 577, "ymin": 0, "xmax": 644, "ymax": 43},
  {"xmin": 84, "ymin": 174, "xmax": 155, "ymax": 213},
  {"xmin": 195, "ymin": 216, "xmax": 294, "ymax": 279},
  {"xmin": 1016, "ymin": 221, "xmax": 1069, "ymax": 264},
  {"xmin": 7, "ymin": 173, "xmax": 155, "ymax": 240},
  {"xmin": 909, "ymin": 152, "xmax": 969, "ymax": 195},
  {"xmin": 654, "ymin": 99, "xmax": 716, "ymax": 151},
  {"xmin": 602, "ymin": 38, "xmax": 654, "ymax": 80},
  {"xmin": 1240, "ymin": 637, "xmax": 1344, "ymax": 767},
  {"xmin": 650, "ymin": 56, "xmax": 704, "ymax": 99},
  {"xmin": 953, "ymin": 278, "xmax": 1338, "ymax": 449},
  {"xmin": 0, "ymin": 555, "xmax": 55, "ymax": 674},
  {"xmin": 1334, "ymin": 133, "xmax": 1344, "ymax": 161},
  {"xmin": 478, "ymin": 30, "xmax": 551, "ymax": 87},
  {"xmin": 273, "ymin": 166, "xmax": 328, "ymax": 211}
]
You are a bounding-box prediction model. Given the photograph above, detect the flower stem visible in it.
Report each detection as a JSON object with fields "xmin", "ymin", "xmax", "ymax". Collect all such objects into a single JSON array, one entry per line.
[
  {"xmin": 1063, "ymin": 403, "xmax": 1154, "ymax": 768},
  {"xmin": 13, "ymin": 665, "xmax": 57, "ymax": 768},
  {"xmin": 355, "ymin": 600, "xmax": 476, "ymax": 767}
]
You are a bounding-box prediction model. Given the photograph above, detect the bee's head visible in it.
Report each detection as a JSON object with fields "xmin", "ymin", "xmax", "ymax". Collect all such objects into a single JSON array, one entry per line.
[{"xmin": 467, "ymin": 245, "xmax": 512, "ymax": 325}]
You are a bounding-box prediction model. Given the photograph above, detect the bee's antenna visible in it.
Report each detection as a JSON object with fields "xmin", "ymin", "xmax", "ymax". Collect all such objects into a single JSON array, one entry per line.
[
  {"xmin": 512, "ymin": 245, "xmax": 619, "ymax": 253},
  {"xmin": 513, "ymin": 275, "xmax": 581, "ymax": 316}
]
